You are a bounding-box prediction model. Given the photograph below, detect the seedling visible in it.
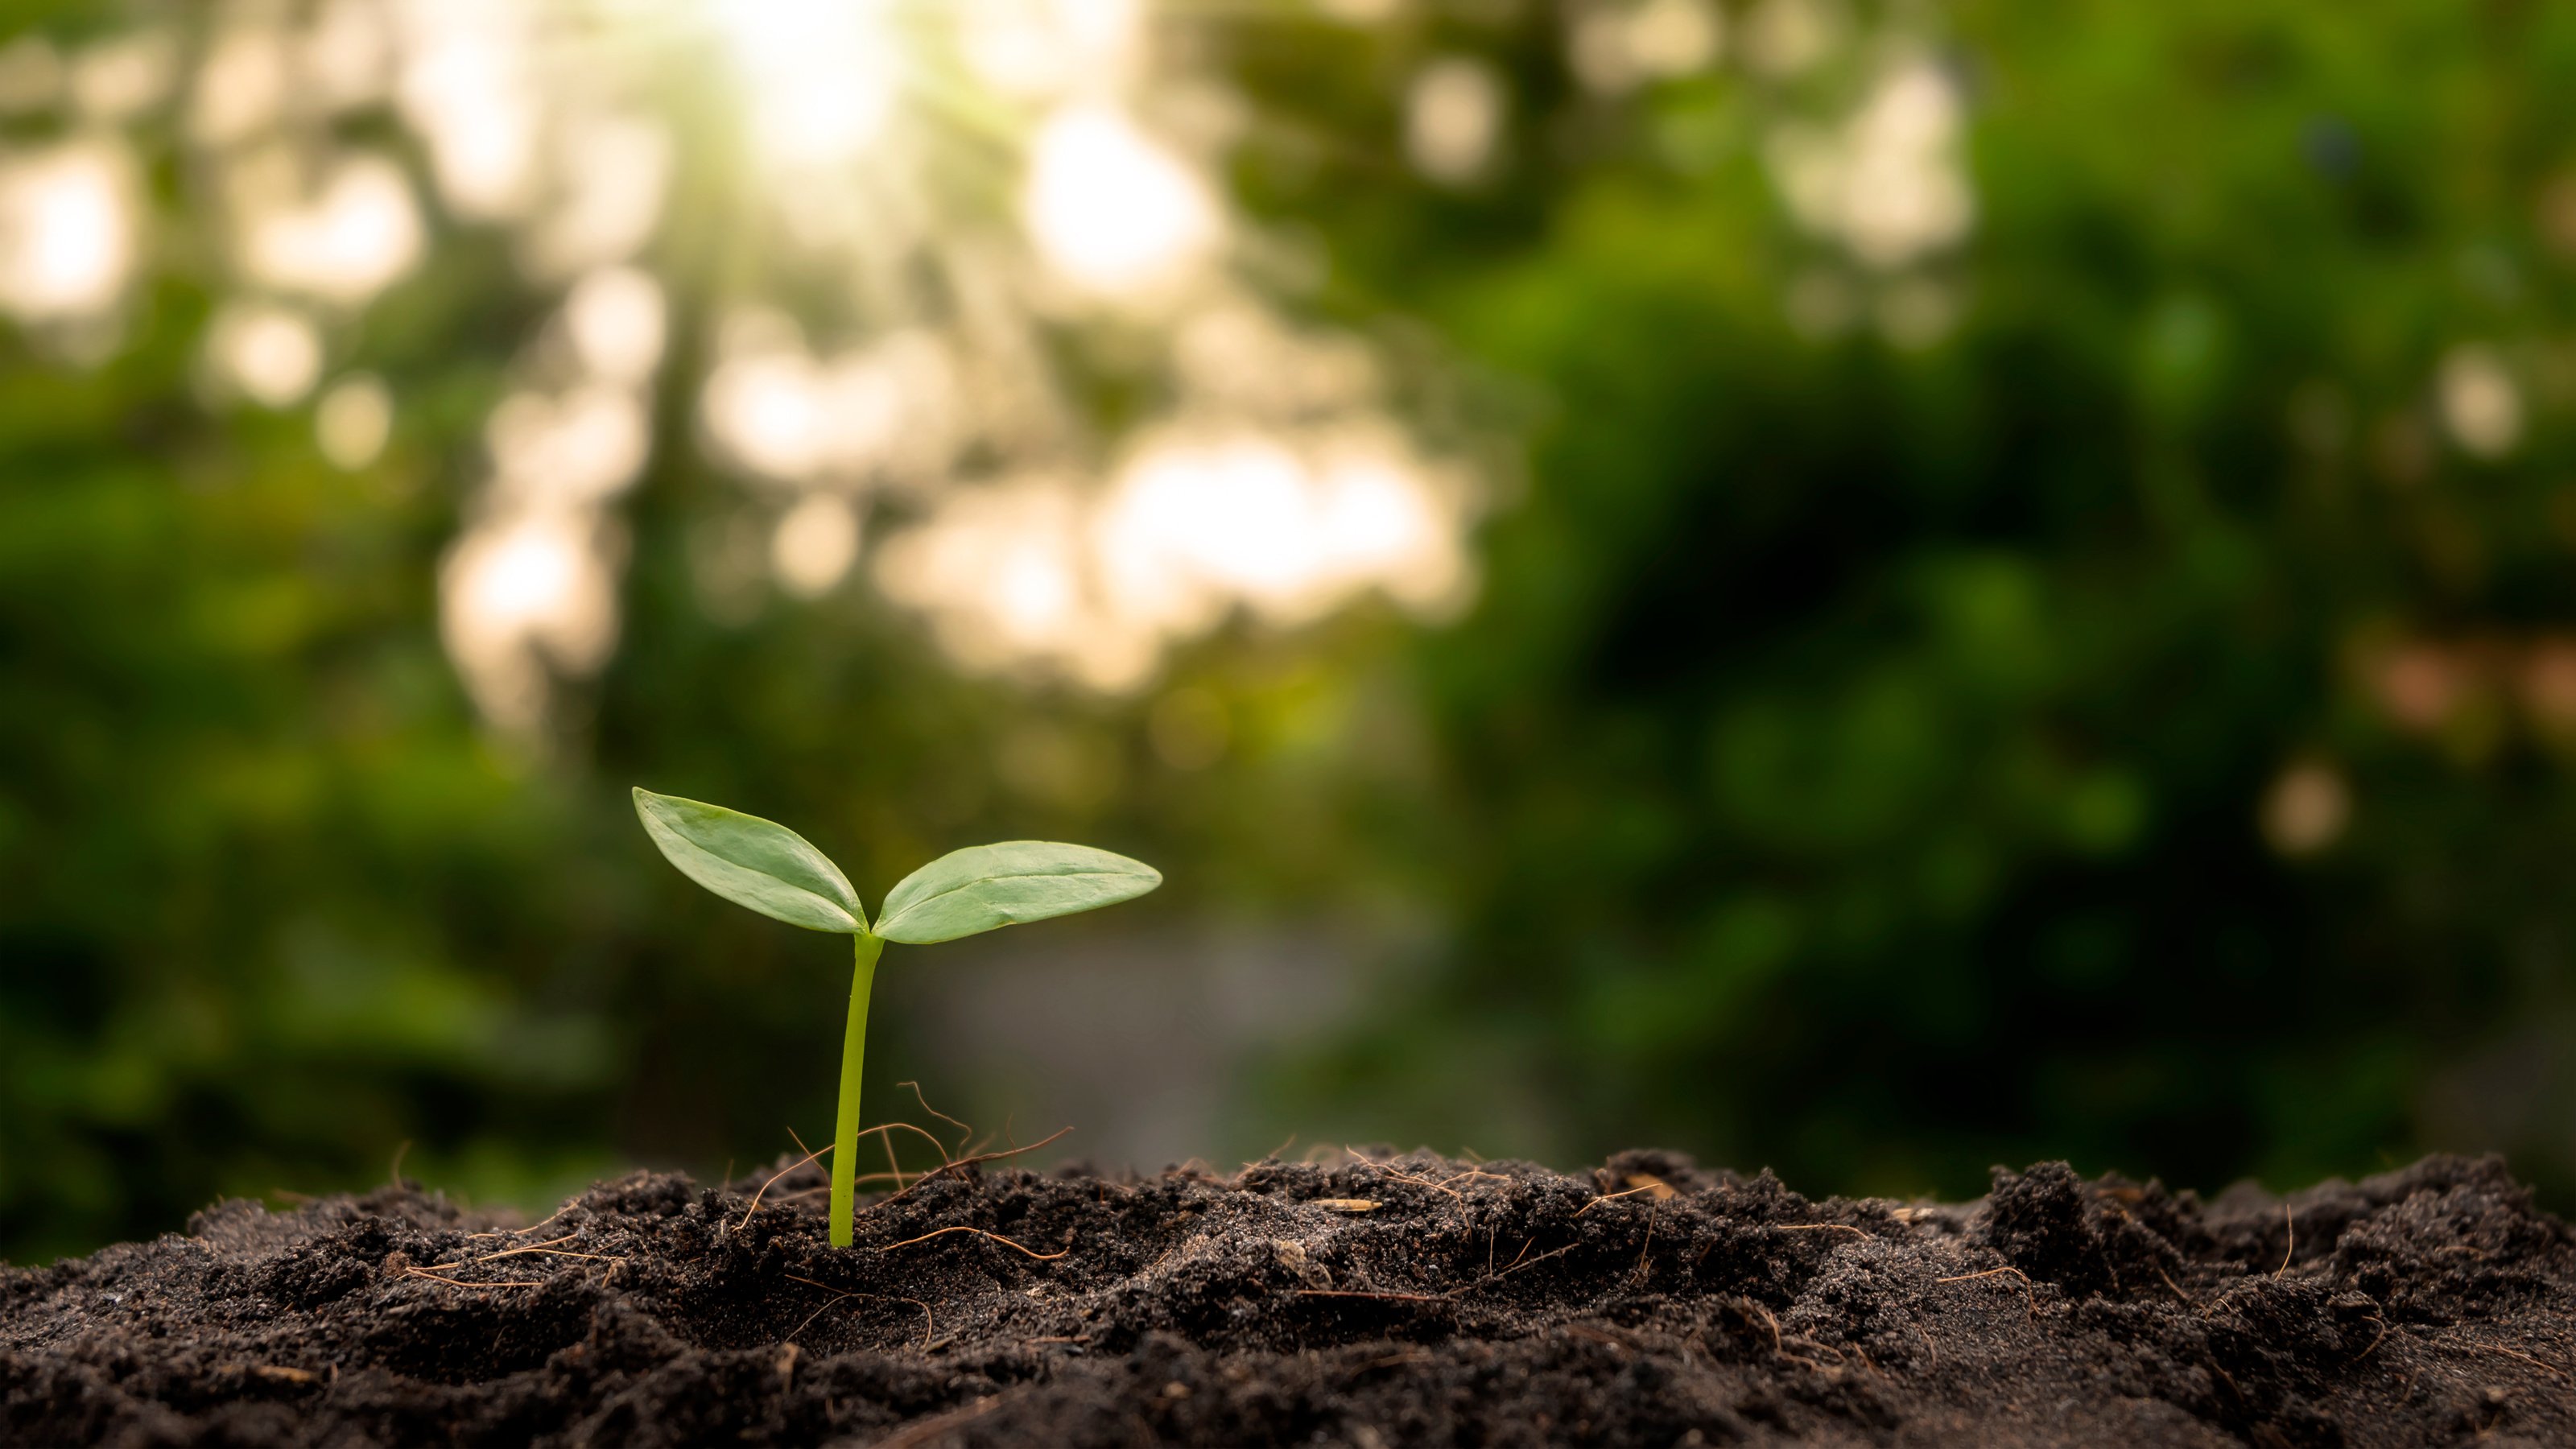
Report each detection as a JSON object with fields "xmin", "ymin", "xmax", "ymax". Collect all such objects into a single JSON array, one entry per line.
[{"xmin": 631, "ymin": 787, "xmax": 1161, "ymax": 1247}]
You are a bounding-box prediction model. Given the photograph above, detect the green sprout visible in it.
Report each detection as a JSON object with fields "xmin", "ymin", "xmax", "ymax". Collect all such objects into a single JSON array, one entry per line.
[{"xmin": 630, "ymin": 787, "xmax": 1161, "ymax": 1247}]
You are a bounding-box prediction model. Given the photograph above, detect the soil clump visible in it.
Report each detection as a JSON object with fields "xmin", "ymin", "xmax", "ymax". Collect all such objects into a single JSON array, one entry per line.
[{"xmin": 6, "ymin": 1150, "xmax": 2574, "ymax": 1447}]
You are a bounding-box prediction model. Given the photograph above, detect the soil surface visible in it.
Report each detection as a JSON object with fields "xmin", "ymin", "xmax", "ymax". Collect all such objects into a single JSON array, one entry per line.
[{"xmin": 6, "ymin": 1150, "xmax": 2574, "ymax": 1447}]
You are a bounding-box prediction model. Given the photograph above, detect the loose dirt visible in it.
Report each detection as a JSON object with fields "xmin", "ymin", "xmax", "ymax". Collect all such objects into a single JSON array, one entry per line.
[{"xmin": 6, "ymin": 1150, "xmax": 2573, "ymax": 1446}]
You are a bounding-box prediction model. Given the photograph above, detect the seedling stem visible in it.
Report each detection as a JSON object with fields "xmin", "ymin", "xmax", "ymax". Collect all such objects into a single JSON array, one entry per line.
[{"xmin": 831, "ymin": 932, "xmax": 884, "ymax": 1247}]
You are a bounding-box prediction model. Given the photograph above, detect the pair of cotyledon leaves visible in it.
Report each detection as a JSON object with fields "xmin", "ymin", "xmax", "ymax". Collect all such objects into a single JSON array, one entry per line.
[{"xmin": 632, "ymin": 787, "xmax": 1160, "ymax": 943}]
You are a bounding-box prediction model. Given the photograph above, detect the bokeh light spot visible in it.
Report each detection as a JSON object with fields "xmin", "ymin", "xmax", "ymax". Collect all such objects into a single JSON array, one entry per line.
[
  {"xmin": 316, "ymin": 374, "xmax": 394, "ymax": 469},
  {"xmin": 1024, "ymin": 105, "xmax": 1221, "ymax": 299}
]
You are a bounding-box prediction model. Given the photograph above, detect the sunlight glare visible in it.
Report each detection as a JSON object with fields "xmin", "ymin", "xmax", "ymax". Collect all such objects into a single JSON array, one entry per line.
[
  {"xmin": 6, "ymin": 0, "xmax": 1489, "ymax": 719},
  {"xmin": 395, "ymin": 0, "xmax": 541, "ymax": 221},
  {"xmin": 708, "ymin": 0, "xmax": 897, "ymax": 170},
  {"xmin": 1315, "ymin": 448, "xmax": 1466, "ymax": 611},
  {"xmin": 1024, "ymin": 105, "xmax": 1220, "ymax": 299},
  {"xmin": 961, "ymin": 0, "xmax": 1141, "ymax": 99},
  {"xmin": 877, "ymin": 425, "xmax": 1470, "ymax": 691},
  {"xmin": 527, "ymin": 115, "xmax": 670, "ymax": 278},
  {"xmin": 701, "ymin": 315, "xmax": 959, "ymax": 486},
  {"xmin": 207, "ymin": 301, "xmax": 324, "ymax": 407},
  {"xmin": 1766, "ymin": 54, "xmax": 1970, "ymax": 270},
  {"xmin": 1100, "ymin": 433, "xmax": 1323, "ymax": 626},
  {"xmin": 0, "ymin": 140, "xmax": 136, "ymax": 324},
  {"xmin": 566, "ymin": 267, "xmax": 667, "ymax": 385},
  {"xmin": 440, "ymin": 510, "xmax": 623, "ymax": 733},
  {"xmin": 873, "ymin": 479, "xmax": 1160, "ymax": 691},
  {"xmin": 704, "ymin": 349, "xmax": 828, "ymax": 483},
  {"xmin": 241, "ymin": 155, "xmax": 423, "ymax": 304},
  {"xmin": 486, "ymin": 386, "xmax": 651, "ymax": 509}
]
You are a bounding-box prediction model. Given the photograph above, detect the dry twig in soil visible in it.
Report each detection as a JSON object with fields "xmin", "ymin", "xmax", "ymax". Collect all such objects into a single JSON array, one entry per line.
[
  {"xmin": 1934, "ymin": 1265, "xmax": 2038, "ymax": 1319},
  {"xmin": 878, "ymin": 1225, "xmax": 1067, "ymax": 1261}
]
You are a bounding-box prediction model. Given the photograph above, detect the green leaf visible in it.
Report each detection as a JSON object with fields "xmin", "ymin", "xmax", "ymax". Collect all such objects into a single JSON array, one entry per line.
[
  {"xmin": 873, "ymin": 841, "xmax": 1161, "ymax": 944},
  {"xmin": 631, "ymin": 787, "xmax": 866, "ymax": 934}
]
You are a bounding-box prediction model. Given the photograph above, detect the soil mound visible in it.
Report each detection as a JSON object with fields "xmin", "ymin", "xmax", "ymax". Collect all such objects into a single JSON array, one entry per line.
[{"xmin": 6, "ymin": 1151, "xmax": 2574, "ymax": 1447}]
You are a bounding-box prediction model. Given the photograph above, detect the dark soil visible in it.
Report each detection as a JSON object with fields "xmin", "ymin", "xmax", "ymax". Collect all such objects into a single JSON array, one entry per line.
[{"xmin": 6, "ymin": 1150, "xmax": 2574, "ymax": 1447}]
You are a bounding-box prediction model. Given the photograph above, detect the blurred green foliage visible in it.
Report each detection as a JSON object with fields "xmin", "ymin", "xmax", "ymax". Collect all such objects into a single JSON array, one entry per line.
[
  {"xmin": 1242, "ymin": 0, "xmax": 2576, "ymax": 1199},
  {"xmin": 10, "ymin": 0, "xmax": 2576, "ymax": 1262}
]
